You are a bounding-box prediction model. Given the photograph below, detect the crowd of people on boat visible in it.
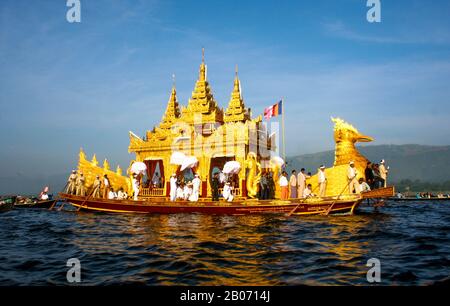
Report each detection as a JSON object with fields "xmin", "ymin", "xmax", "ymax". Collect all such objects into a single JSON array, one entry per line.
[
  {"xmin": 64, "ymin": 158, "xmax": 389, "ymax": 202},
  {"xmin": 284, "ymin": 159, "xmax": 389, "ymax": 200}
]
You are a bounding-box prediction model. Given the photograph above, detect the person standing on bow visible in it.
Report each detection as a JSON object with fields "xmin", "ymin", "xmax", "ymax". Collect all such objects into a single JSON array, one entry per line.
[
  {"xmin": 279, "ymin": 171, "xmax": 289, "ymax": 200},
  {"xmin": 379, "ymin": 159, "xmax": 388, "ymax": 188},
  {"xmin": 289, "ymin": 170, "xmax": 297, "ymax": 198},
  {"xmin": 76, "ymin": 172, "xmax": 86, "ymax": 196},
  {"xmin": 347, "ymin": 161, "xmax": 360, "ymax": 194},
  {"xmin": 103, "ymin": 174, "xmax": 110, "ymax": 199},
  {"xmin": 318, "ymin": 165, "xmax": 327, "ymax": 197},
  {"xmin": 92, "ymin": 175, "xmax": 102, "ymax": 198},
  {"xmin": 297, "ymin": 168, "xmax": 306, "ymax": 199},
  {"xmin": 365, "ymin": 162, "xmax": 374, "ymax": 189},
  {"xmin": 66, "ymin": 170, "xmax": 77, "ymax": 195}
]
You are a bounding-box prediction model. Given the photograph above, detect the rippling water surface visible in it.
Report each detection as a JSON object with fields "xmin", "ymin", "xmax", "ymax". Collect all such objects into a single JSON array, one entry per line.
[{"xmin": 0, "ymin": 201, "xmax": 449, "ymax": 285}]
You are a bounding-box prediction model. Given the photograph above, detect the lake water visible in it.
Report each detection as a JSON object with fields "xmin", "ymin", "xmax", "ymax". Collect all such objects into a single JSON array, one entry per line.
[{"xmin": 0, "ymin": 200, "xmax": 449, "ymax": 285}]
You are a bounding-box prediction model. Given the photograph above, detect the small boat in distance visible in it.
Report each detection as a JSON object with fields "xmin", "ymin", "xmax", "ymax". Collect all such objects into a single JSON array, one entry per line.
[
  {"xmin": 14, "ymin": 198, "xmax": 56, "ymax": 209},
  {"xmin": 0, "ymin": 196, "xmax": 16, "ymax": 213}
]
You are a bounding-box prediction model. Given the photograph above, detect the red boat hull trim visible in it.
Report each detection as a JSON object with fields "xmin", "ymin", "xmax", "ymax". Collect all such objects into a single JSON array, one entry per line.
[{"xmin": 58, "ymin": 193, "xmax": 363, "ymax": 216}]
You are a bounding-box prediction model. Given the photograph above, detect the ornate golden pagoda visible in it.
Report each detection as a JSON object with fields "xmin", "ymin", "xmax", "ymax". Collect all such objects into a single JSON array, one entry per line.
[
  {"xmin": 126, "ymin": 49, "xmax": 270, "ymax": 198},
  {"xmin": 224, "ymin": 66, "xmax": 250, "ymax": 123},
  {"xmin": 180, "ymin": 48, "xmax": 223, "ymax": 125},
  {"xmin": 159, "ymin": 81, "xmax": 181, "ymax": 130}
]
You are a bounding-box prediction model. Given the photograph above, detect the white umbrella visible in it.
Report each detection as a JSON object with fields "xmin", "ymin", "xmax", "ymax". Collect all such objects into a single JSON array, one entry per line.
[
  {"xmin": 131, "ymin": 162, "xmax": 147, "ymax": 174},
  {"xmin": 270, "ymin": 156, "xmax": 285, "ymax": 166},
  {"xmin": 170, "ymin": 151, "xmax": 186, "ymax": 165},
  {"xmin": 180, "ymin": 156, "xmax": 198, "ymax": 171},
  {"xmin": 222, "ymin": 161, "xmax": 241, "ymax": 174}
]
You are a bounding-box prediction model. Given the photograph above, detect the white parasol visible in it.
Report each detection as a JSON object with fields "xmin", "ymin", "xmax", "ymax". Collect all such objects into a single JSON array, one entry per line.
[
  {"xmin": 170, "ymin": 151, "xmax": 186, "ymax": 165},
  {"xmin": 222, "ymin": 161, "xmax": 241, "ymax": 174},
  {"xmin": 131, "ymin": 162, "xmax": 147, "ymax": 175},
  {"xmin": 270, "ymin": 156, "xmax": 285, "ymax": 166},
  {"xmin": 180, "ymin": 156, "xmax": 199, "ymax": 171}
]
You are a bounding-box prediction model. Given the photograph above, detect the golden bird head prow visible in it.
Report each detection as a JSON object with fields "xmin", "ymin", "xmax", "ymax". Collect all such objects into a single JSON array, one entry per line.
[
  {"xmin": 331, "ymin": 117, "xmax": 373, "ymax": 145},
  {"xmin": 331, "ymin": 117, "xmax": 374, "ymax": 166}
]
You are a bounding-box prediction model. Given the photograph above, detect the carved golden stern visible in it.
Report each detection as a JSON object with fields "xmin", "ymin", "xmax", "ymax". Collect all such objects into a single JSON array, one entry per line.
[{"xmin": 77, "ymin": 148, "xmax": 132, "ymax": 195}]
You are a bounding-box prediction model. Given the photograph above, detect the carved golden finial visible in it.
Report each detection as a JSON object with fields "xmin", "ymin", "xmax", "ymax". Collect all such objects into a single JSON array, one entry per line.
[
  {"xmin": 199, "ymin": 48, "xmax": 206, "ymax": 81},
  {"xmin": 91, "ymin": 154, "xmax": 98, "ymax": 166},
  {"xmin": 103, "ymin": 159, "xmax": 110, "ymax": 170},
  {"xmin": 116, "ymin": 165, "xmax": 122, "ymax": 176},
  {"xmin": 79, "ymin": 148, "xmax": 86, "ymax": 161}
]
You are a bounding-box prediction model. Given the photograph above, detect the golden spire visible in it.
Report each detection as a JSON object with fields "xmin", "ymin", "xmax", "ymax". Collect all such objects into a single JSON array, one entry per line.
[
  {"xmin": 91, "ymin": 154, "xmax": 98, "ymax": 166},
  {"xmin": 199, "ymin": 47, "xmax": 206, "ymax": 81},
  {"xmin": 160, "ymin": 76, "xmax": 181, "ymax": 129},
  {"xmin": 181, "ymin": 48, "xmax": 223, "ymax": 124},
  {"xmin": 224, "ymin": 65, "xmax": 249, "ymax": 123}
]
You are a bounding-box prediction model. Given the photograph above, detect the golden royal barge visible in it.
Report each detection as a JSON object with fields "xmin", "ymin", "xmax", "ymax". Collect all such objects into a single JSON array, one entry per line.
[{"xmin": 58, "ymin": 50, "xmax": 394, "ymax": 215}]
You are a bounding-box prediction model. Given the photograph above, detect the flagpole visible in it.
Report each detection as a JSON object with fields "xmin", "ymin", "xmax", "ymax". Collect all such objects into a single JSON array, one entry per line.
[{"xmin": 281, "ymin": 98, "xmax": 286, "ymax": 161}]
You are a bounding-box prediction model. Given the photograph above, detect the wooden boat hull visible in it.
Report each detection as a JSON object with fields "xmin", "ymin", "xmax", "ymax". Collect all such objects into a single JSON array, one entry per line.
[
  {"xmin": 14, "ymin": 200, "xmax": 56, "ymax": 209},
  {"xmin": 58, "ymin": 193, "xmax": 364, "ymax": 216},
  {"xmin": 0, "ymin": 196, "xmax": 16, "ymax": 212}
]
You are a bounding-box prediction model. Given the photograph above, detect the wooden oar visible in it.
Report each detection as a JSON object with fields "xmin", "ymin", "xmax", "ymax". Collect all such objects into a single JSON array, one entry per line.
[
  {"xmin": 77, "ymin": 186, "xmax": 96, "ymax": 212},
  {"xmin": 49, "ymin": 181, "xmax": 69, "ymax": 210},
  {"xmin": 287, "ymin": 184, "xmax": 319, "ymax": 216},
  {"xmin": 323, "ymin": 180, "xmax": 352, "ymax": 216}
]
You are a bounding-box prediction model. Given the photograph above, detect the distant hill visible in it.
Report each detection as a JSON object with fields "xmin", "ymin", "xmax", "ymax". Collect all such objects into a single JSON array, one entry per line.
[
  {"xmin": 1, "ymin": 144, "xmax": 449, "ymax": 195},
  {"xmin": 286, "ymin": 144, "xmax": 450, "ymax": 183}
]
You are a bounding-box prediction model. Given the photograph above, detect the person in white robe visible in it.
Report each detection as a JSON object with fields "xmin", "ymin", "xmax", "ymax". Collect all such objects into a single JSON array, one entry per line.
[
  {"xmin": 318, "ymin": 165, "xmax": 327, "ymax": 197},
  {"xmin": 132, "ymin": 173, "xmax": 140, "ymax": 200},
  {"xmin": 176, "ymin": 183, "xmax": 185, "ymax": 200},
  {"xmin": 297, "ymin": 168, "xmax": 306, "ymax": 199},
  {"xmin": 303, "ymin": 184, "xmax": 316, "ymax": 198},
  {"xmin": 108, "ymin": 188, "xmax": 117, "ymax": 200},
  {"xmin": 222, "ymin": 182, "xmax": 234, "ymax": 202},
  {"xmin": 117, "ymin": 188, "xmax": 125, "ymax": 200},
  {"xmin": 169, "ymin": 174, "xmax": 177, "ymax": 202},
  {"xmin": 189, "ymin": 174, "xmax": 201, "ymax": 202},
  {"xmin": 379, "ymin": 159, "xmax": 388, "ymax": 187},
  {"xmin": 184, "ymin": 182, "xmax": 193, "ymax": 200},
  {"xmin": 358, "ymin": 178, "xmax": 371, "ymax": 193},
  {"xmin": 347, "ymin": 161, "xmax": 360, "ymax": 194}
]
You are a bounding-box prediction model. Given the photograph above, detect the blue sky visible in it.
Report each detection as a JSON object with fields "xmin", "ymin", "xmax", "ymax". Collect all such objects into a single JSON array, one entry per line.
[{"xmin": 1, "ymin": 0, "xmax": 450, "ymax": 180}]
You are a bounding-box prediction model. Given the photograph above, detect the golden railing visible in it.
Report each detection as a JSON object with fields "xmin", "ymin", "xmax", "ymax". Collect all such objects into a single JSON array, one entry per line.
[
  {"xmin": 140, "ymin": 187, "xmax": 166, "ymax": 197},
  {"xmin": 218, "ymin": 188, "xmax": 241, "ymax": 196}
]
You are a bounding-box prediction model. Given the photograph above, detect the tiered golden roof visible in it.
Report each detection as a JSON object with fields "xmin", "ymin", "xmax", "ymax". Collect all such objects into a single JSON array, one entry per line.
[
  {"xmin": 224, "ymin": 66, "xmax": 250, "ymax": 123},
  {"xmin": 180, "ymin": 48, "xmax": 223, "ymax": 125},
  {"xmin": 159, "ymin": 85, "xmax": 181, "ymax": 129}
]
